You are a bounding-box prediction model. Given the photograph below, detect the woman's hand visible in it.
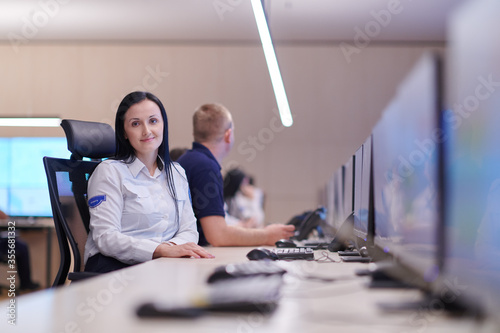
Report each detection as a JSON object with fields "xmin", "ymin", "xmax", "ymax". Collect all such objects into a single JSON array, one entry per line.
[{"xmin": 153, "ymin": 242, "xmax": 215, "ymax": 259}]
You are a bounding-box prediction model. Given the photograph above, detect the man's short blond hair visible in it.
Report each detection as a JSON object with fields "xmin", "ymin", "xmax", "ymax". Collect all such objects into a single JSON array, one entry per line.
[{"xmin": 193, "ymin": 103, "xmax": 233, "ymax": 143}]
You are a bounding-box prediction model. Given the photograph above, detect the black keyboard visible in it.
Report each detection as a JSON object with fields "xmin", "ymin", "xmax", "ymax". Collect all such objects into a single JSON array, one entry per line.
[
  {"xmin": 303, "ymin": 241, "xmax": 330, "ymax": 249},
  {"xmin": 274, "ymin": 247, "xmax": 315, "ymax": 260},
  {"xmin": 275, "ymin": 239, "xmax": 329, "ymax": 250}
]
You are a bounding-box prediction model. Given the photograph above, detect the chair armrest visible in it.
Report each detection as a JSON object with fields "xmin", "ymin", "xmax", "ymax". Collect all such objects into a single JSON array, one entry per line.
[{"xmin": 68, "ymin": 271, "xmax": 102, "ymax": 283}]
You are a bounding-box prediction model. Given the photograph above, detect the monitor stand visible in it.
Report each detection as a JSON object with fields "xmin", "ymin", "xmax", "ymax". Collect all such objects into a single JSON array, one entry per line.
[
  {"xmin": 375, "ymin": 292, "xmax": 474, "ymax": 318},
  {"xmin": 327, "ymin": 213, "xmax": 354, "ymax": 252},
  {"xmin": 339, "ymin": 246, "xmax": 372, "ymax": 263},
  {"xmin": 355, "ymin": 261, "xmax": 415, "ymax": 289}
]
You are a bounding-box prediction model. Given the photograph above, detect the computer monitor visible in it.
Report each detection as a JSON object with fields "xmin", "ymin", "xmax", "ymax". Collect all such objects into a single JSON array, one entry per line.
[
  {"xmin": 0, "ymin": 137, "xmax": 70, "ymax": 218},
  {"xmin": 372, "ymin": 52, "xmax": 443, "ymax": 290},
  {"xmin": 343, "ymin": 155, "xmax": 354, "ymax": 224},
  {"xmin": 353, "ymin": 135, "xmax": 373, "ymax": 249},
  {"xmin": 352, "ymin": 144, "xmax": 363, "ymax": 244},
  {"xmin": 435, "ymin": 0, "xmax": 500, "ymax": 318},
  {"xmin": 333, "ymin": 166, "xmax": 344, "ymax": 230},
  {"xmin": 324, "ymin": 174, "xmax": 334, "ymax": 228}
]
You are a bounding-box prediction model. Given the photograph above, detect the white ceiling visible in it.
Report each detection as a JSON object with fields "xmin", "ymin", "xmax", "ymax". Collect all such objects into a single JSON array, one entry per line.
[{"xmin": 0, "ymin": 0, "xmax": 467, "ymax": 43}]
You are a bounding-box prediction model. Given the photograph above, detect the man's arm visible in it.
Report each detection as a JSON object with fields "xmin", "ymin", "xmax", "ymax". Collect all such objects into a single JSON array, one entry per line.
[{"xmin": 200, "ymin": 216, "xmax": 295, "ymax": 247}]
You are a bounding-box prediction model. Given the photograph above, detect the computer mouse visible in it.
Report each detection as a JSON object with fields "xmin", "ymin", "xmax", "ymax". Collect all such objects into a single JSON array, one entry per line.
[
  {"xmin": 246, "ymin": 248, "xmax": 279, "ymax": 261},
  {"xmin": 275, "ymin": 239, "xmax": 297, "ymax": 248}
]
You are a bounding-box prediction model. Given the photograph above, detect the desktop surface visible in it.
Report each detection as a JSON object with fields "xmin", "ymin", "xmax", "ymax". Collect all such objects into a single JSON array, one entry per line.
[{"xmin": 1, "ymin": 246, "xmax": 495, "ymax": 333}]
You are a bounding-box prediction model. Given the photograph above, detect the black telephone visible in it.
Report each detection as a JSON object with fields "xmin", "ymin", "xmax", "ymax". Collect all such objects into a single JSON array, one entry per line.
[{"xmin": 287, "ymin": 206, "xmax": 327, "ymax": 241}]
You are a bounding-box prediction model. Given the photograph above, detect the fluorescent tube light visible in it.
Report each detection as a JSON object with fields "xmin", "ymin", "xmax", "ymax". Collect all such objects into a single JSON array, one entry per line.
[
  {"xmin": 0, "ymin": 117, "xmax": 61, "ymax": 127},
  {"xmin": 251, "ymin": 0, "xmax": 293, "ymax": 127}
]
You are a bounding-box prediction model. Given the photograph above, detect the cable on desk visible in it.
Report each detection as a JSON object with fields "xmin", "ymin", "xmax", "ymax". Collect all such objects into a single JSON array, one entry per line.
[
  {"xmin": 275, "ymin": 251, "xmax": 351, "ymax": 283},
  {"xmin": 314, "ymin": 250, "xmax": 341, "ymax": 263}
]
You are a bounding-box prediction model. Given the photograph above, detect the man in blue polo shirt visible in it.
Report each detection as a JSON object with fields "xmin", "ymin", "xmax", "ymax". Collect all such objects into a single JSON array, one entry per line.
[{"xmin": 177, "ymin": 103, "xmax": 295, "ymax": 246}]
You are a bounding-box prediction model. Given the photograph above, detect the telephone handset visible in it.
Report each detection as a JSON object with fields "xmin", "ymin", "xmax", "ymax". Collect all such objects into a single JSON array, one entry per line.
[{"xmin": 287, "ymin": 206, "xmax": 327, "ymax": 241}]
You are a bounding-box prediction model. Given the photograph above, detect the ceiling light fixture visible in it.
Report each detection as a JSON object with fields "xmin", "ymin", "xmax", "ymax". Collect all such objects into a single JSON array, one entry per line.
[
  {"xmin": 0, "ymin": 117, "xmax": 61, "ymax": 127},
  {"xmin": 251, "ymin": 0, "xmax": 293, "ymax": 127}
]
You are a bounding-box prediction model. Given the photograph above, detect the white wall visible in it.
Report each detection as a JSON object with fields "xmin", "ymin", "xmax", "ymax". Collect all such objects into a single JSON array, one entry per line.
[{"xmin": 0, "ymin": 42, "xmax": 444, "ymax": 223}]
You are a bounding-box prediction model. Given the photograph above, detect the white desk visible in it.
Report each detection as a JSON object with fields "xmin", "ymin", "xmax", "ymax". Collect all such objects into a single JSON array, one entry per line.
[{"xmin": 1, "ymin": 247, "xmax": 497, "ymax": 332}]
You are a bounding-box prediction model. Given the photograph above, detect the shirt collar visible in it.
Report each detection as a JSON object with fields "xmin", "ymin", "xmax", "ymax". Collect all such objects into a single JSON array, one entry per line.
[
  {"xmin": 192, "ymin": 142, "xmax": 221, "ymax": 170},
  {"xmin": 127, "ymin": 157, "xmax": 162, "ymax": 178}
]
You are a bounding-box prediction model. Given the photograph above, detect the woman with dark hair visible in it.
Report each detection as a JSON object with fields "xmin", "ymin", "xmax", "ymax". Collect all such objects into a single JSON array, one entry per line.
[
  {"xmin": 223, "ymin": 168, "xmax": 265, "ymax": 228},
  {"xmin": 84, "ymin": 91, "xmax": 213, "ymax": 273}
]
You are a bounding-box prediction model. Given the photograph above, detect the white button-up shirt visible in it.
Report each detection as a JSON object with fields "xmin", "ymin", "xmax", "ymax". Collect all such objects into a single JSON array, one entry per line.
[{"xmin": 84, "ymin": 158, "xmax": 198, "ymax": 265}]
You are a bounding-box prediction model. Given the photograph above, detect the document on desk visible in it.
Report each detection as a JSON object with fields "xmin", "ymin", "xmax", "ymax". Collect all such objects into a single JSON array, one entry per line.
[{"xmin": 136, "ymin": 275, "xmax": 283, "ymax": 318}]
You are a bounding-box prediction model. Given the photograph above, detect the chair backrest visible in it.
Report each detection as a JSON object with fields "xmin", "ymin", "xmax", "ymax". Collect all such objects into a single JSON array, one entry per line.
[
  {"xmin": 61, "ymin": 119, "xmax": 116, "ymax": 161},
  {"xmin": 44, "ymin": 119, "xmax": 115, "ymax": 287}
]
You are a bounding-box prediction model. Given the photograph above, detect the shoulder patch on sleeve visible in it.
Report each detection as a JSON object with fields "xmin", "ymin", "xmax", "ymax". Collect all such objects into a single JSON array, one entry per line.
[{"xmin": 88, "ymin": 195, "xmax": 106, "ymax": 208}]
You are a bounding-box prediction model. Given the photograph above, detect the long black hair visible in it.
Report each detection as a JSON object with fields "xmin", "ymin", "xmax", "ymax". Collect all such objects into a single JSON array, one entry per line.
[
  {"xmin": 114, "ymin": 91, "xmax": 180, "ymax": 225},
  {"xmin": 223, "ymin": 168, "xmax": 246, "ymax": 200}
]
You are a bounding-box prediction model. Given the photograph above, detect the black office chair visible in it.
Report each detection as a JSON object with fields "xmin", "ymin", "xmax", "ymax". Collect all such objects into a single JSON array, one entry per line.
[
  {"xmin": 0, "ymin": 235, "xmax": 10, "ymax": 293},
  {"xmin": 44, "ymin": 119, "xmax": 115, "ymax": 287}
]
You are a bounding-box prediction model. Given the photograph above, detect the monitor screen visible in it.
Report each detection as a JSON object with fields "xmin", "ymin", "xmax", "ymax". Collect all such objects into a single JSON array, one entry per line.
[
  {"xmin": 438, "ymin": 0, "xmax": 500, "ymax": 317},
  {"xmin": 0, "ymin": 137, "xmax": 70, "ymax": 217},
  {"xmin": 353, "ymin": 135, "xmax": 373, "ymax": 246},
  {"xmin": 372, "ymin": 52, "xmax": 442, "ymax": 290},
  {"xmin": 443, "ymin": 100, "xmax": 500, "ymax": 315}
]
